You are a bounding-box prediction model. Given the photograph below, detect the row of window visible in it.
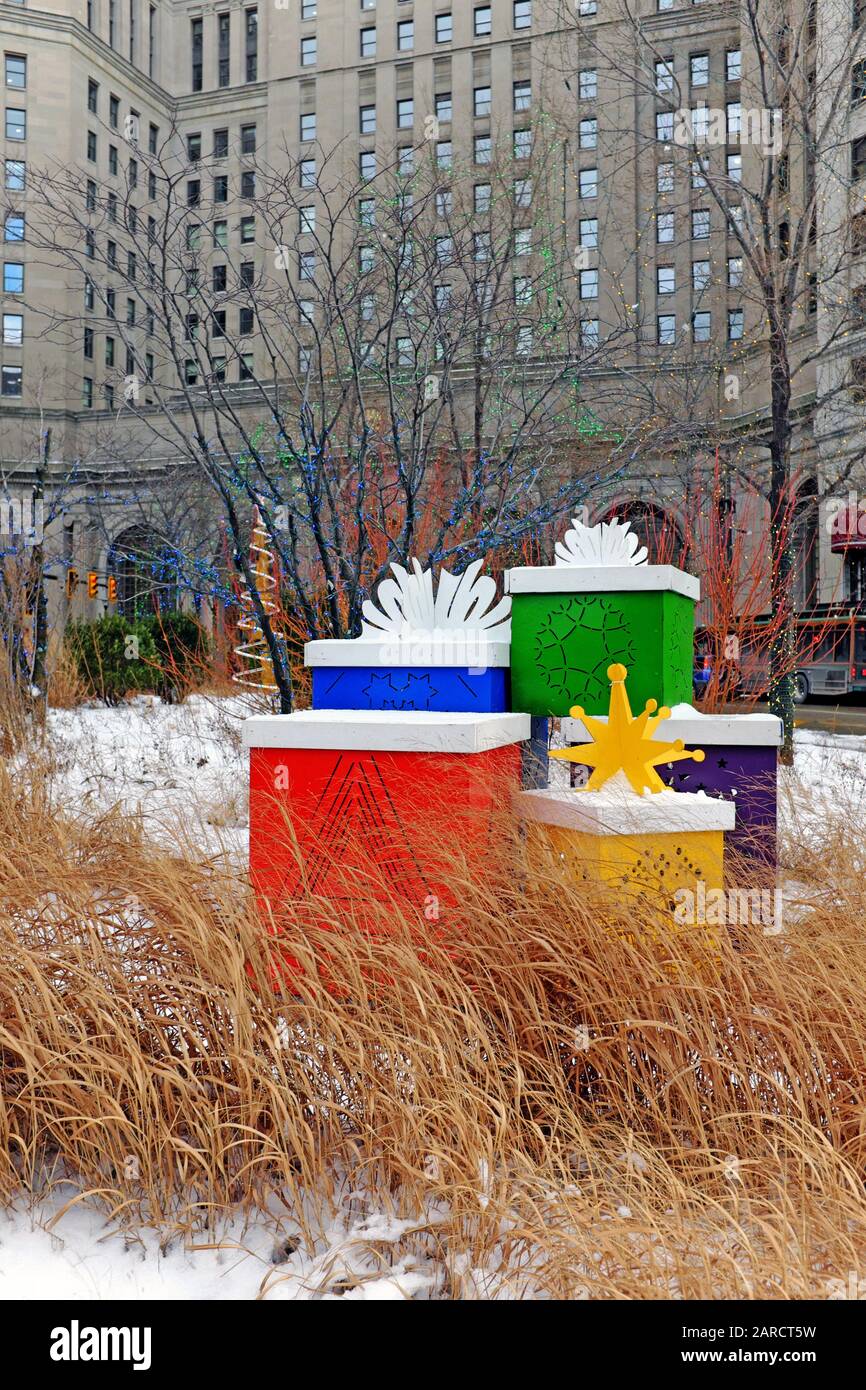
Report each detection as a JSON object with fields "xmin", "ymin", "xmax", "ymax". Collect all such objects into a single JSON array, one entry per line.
[
  {"xmin": 655, "ymin": 310, "xmax": 744, "ymax": 343},
  {"xmin": 654, "ymin": 258, "xmax": 744, "ymax": 292},
  {"xmin": 358, "ymin": 84, "xmax": 531, "ymax": 133},
  {"xmin": 654, "ymin": 207, "xmax": 743, "ymax": 240},
  {"xmin": 187, "ymin": 125, "xmax": 257, "ymax": 161},
  {"xmin": 85, "ymin": 0, "xmax": 158, "ymax": 80},
  {"xmin": 654, "ymin": 50, "xmax": 742, "ymax": 92},
  {"xmin": 191, "ymin": 9, "xmax": 257, "ymax": 92},
  {"xmin": 297, "ymin": 2, "xmax": 531, "ymax": 65},
  {"xmin": 656, "ymin": 156, "xmax": 742, "ymax": 191},
  {"xmin": 656, "ymin": 104, "xmax": 745, "ymax": 142}
]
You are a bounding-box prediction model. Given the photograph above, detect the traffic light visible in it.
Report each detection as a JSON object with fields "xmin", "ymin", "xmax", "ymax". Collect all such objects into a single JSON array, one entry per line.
[
  {"xmin": 87, "ymin": 571, "xmax": 98, "ymax": 600},
  {"xmin": 107, "ymin": 575, "xmax": 117, "ymax": 604},
  {"xmin": 65, "ymin": 568, "xmax": 78, "ymax": 600}
]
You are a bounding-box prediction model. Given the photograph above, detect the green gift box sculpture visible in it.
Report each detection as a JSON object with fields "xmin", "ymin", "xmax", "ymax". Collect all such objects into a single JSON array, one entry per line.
[{"xmin": 505, "ymin": 516, "xmax": 699, "ymax": 717}]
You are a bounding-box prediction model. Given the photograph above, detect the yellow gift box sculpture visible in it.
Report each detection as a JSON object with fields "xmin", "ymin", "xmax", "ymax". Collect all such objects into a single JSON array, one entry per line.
[{"xmin": 517, "ymin": 664, "xmax": 734, "ymax": 902}]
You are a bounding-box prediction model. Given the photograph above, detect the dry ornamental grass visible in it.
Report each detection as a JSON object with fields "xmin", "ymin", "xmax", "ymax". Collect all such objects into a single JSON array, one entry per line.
[{"xmin": 1, "ymin": 753, "xmax": 865, "ymax": 1298}]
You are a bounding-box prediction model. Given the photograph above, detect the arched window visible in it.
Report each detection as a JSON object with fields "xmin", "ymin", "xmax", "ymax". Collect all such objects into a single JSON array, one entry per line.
[
  {"xmin": 602, "ymin": 501, "xmax": 684, "ymax": 566},
  {"xmin": 109, "ymin": 525, "xmax": 178, "ymax": 619}
]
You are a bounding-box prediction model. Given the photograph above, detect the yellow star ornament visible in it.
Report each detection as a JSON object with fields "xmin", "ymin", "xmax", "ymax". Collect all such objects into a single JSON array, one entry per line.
[{"xmin": 550, "ymin": 663, "xmax": 705, "ymax": 795}]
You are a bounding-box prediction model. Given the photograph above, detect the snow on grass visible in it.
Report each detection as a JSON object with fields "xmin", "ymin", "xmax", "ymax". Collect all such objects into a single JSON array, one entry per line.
[
  {"xmin": 41, "ymin": 694, "xmax": 258, "ymax": 861},
  {"xmin": 0, "ymin": 1189, "xmax": 445, "ymax": 1301}
]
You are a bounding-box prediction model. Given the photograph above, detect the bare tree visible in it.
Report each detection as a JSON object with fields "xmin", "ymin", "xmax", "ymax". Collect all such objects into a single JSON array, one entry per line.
[
  {"xmin": 545, "ymin": 0, "xmax": 866, "ymax": 757},
  {"xmin": 18, "ymin": 112, "xmax": 646, "ymax": 709}
]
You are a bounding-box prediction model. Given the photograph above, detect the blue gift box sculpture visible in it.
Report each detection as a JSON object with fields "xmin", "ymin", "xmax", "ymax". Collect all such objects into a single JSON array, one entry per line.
[{"xmin": 305, "ymin": 558, "xmax": 512, "ymax": 714}]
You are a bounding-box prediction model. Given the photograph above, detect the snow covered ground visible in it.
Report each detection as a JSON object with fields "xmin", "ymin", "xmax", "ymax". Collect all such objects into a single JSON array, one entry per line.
[{"xmin": 7, "ymin": 695, "xmax": 865, "ymax": 1299}]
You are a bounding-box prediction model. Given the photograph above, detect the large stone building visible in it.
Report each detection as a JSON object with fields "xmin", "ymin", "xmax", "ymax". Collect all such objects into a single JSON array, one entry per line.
[{"xmin": 1, "ymin": 0, "xmax": 865, "ymax": 633}]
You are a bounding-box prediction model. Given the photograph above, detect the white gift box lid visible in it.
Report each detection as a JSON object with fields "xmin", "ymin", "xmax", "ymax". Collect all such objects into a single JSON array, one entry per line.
[
  {"xmin": 244, "ymin": 709, "xmax": 530, "ymax": 754},
  {"xmin": 516, "ymin": 781, "xmax": 735, "ymax": 836},
  {"xmin": 305, "ymin": 637, "xmax": 511, "ymax": 668},
  {"xmin": 562, "ymin": 704, "xmax": 782, "ymax": 749},
  {"xmin": 505, "ymin": 563, "xmax": 699, "ymax": 602}
]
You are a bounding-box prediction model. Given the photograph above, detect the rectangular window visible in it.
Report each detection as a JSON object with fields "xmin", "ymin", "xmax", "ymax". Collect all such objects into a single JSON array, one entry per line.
[
  {"xmin": 213, "ymin": 264, "xmax": 227, "ymax": 291},
  {"xmin": 437, "ymin": 141, "xmax": 452, "ymax": 170},
  {"xmin": 475, "ymin": 6, "xmax": 491, "ymax": 35},
  {"xmin": 514, "ymin": 176, "xmax": 532, "ymax": 206},
  {"xmin": 300, "ymin": 205, "xmax": 316, "ymax": 234},
  {"xmin": 657, "ymin": 211, "xmax": 674, "ymax": 243},
  {"xmin": 240, "ymin": 216, "xmax": 255, "ymax": 243},
  {"xmin": 436, "ymin": 92, "xmax": 452, "ymax": 122},
  {"xmin": 436, "ymin": 13, "xmax": 452, "ymax": 42},
  {"xmin": 241, "ymin": 124, "xmax": 257, "ymax": 154},
  {"xmin": 474, "ymin": 86, "xmax": 491, "ymax": 118},
  {"xmin": 218, "ymin": 13, "xmax": 230, "ymax": 87},
  {"xmin": 655, "ymin": 59, "xmax": 673, "ymax": 95},
  {"xmin": 579, "ymin": 70, "xmax": 597, "ymax": 100},
  {"xmin": 474, "ymin": 182, "xmax": 491, "ymax": 213},
  {"xmin": 239, "ymin": 305, "xmax": 254, "ymax": 333},
  {"xmin": 240, "ymin": 353, "xmax": 254, "ymax": 380},
  {"xmin": 657, "ymin": 163, "xmax": 673, "ymax": 194},
  {"xmin": 727, "ymin": 152, "xmax": 742, "ymax": 183},
  {"xmin": 728, "ymin": 308, "xmax": 744, "ymax": 339},
  {"xmin": 213, "ymin": 220, "xmax": 227, "ymax": 248},
  {"xmin": 579, "ymin": 118, "xmax": 597, "ymax": 150},
  {"xmin": 213, "ymin": 128, "xmax": 229, "ymax": 158},
  {"xmin": 5, "ymin": 160, "xmax": 24, "ymax": 191},
  {"xmin": 213, "ymin": 174, "xmax": 228, "ymax": 202},
  {"xmin": 109, "ymin": 145, "xmax": 118, "ymax": 175},
  {"xmin": 514, "ymin": 227, "xmax": 532, "ymax": 256},
  {"xmin": 191, "ymin": 17, "xmax": 203, "ymax": 92},
  {"xmin": 580, "ymin": 319, "xmax": 599, "ymax": 348},
  {"xmin": 690, "ymin": 54, "xmax": 709, "ymax": 87},
  {"xmin": 397, "ymin": 20, "xmax": 413, "ymax": 51},
  {"xmin": 657, "ymin": 265, "xmax": 675, "ymax": 295},
  {"xmin": 396, "ymin": 98, "xmax": 412, "ymax": 129},
  {"xmin": 474, "ymin": 134, "xmax": 491, "ymax": 164},
  {"xmin": 105, "ymin": 336, "xmax": 115, "ymax": 366},
  {"xmin": 149, "ymin": 122, "xmax": 158, "ymax": 154},
  {"xmin": 727, "ymin": 49, "xmax": 741, "ymax": 82},
  {"xmin": 361, "ymin": 103, "xmax": 377, "ymax": 133},
  {"xmin": 301, "ymin": 36, "xmax": 317, "ymax": 66},
  {"xmin": 246, "ymin": 8, "xmax": 258, "ymax": 82},
  {"xmin": 300, "ymin": 112, "xmax": 316, "ymax": 141},
  {"xmin": 241, "ymin": 170, "xmax": 255, "ymax": 197},
  {"xmin": 3, "ymin": 312, "xmax": 23, "ymax": 346},
  {"xmin": 302, "ymin": 0, "xmax": 317, "ymax": 15},
  {"xmin": 692, "ymin": 260, "xmax": 710, "ymax": 290},
  {"xmin": 82, "ymin": 376, "xmax": 93, "ymax": 408},
  {"xmin": 514, "ymin": 80, "xmax": 531, "ymax": 111},
  {"xmin": 514, "ymin": 1, "xmax": 532, "ymax": 27},
  {"xmin": 579, "ymin": 217, "xmax": 597, "ymax": 247},
  {"xmin": 360, "ymin": 27, "xmax": 376, "ymax": 58},
  {"xmin": 300, "ymin": 158, "xmax": 316, "ymax": 188},
  {"xmin": 398, "ymin": 146, "xmax": 414, "ymax": 175},
  {"xmin": 853, "ymin": 136, "xmax": 866, "ymax": 182},
  {"xmin": 514, "ymin": 128, "xmax": 532, "ymax": 159},
  {"xmin": 240, "ymin": 261, "xmax": 254, "ymax": 286},
  {"xmin": 693, "ymin": 310, "xmax": 711, "ymax": 341},
  {"xmin": 727, "ymin": 255, "xmax": 743, "ymax": 287},
  {"xmin": 4, "ymin": 213, "xmax": 24, "ymax": 242},
  {"xmin": 726, "ymin": 102, "xmax": 741, "ymax": 139},
  {"xmin": 360, "ymin": 150, "xmax": 376, "ymax": 180},
  {"xmin": 692, "ymin": 208, "xmax": 710, "ymax": 239},
  {"xmin": 579, "ymin": 168, "xmax": 597, "ymax": 198},
  {"xmin": 656, "ymin": 111, "xmax": 673, "ymax": 142},
  {"xmin": 657, "ymin": 314, "xmax": 676, "ymax": 344},
  {"xmin": 3, "ymin": 261, "xmax": 23, "ymax": 293},
  {"xmin": 7, "ymin": 109, "xmax": 26, "ymax": 141},
  {"xmin": 87, "ymin": 78, "xmax": 98, "ymax": 112},
  {"xmin": 580, "ymin": 268, "xmax": 598, "ymax": 299}
]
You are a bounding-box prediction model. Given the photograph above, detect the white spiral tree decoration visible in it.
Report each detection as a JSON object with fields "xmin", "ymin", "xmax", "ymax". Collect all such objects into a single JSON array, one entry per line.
[
  {"xmin": 361, "ymin": 558, "xmax": 511, "ymax": 640},
  {"xmin": 554, "ymin": 515, "xmax": 648, "ymax": 568}
]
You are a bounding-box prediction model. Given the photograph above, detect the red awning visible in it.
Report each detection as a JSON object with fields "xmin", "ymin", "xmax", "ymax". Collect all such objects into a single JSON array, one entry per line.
[{"xmin": 830, "ymin": 499, "xmax": 866, "ymax": 552}]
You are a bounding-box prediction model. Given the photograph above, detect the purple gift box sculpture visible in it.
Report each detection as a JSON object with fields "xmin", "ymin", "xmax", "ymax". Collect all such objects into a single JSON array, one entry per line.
[{"xmin": 562, "ymin": 706, "xmax": 782, "ymax": 864}]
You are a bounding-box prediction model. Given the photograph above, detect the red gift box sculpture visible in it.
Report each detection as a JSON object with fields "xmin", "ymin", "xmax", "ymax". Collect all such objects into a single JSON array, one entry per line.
[{"xmin": 245, "ymin": 710, "xmax": 529, "ymax": 926}]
